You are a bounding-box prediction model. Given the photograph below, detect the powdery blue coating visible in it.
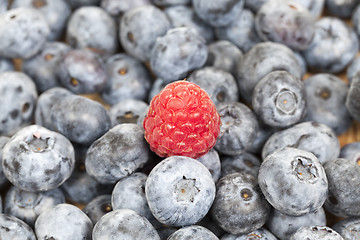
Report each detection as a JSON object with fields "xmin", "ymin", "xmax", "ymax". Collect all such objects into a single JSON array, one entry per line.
[
  {"xmin": 340, "ymin": 142, "xmax": 360, "ymax": 164},
  {"xmin": 188, "ymin": 67, "xmax": 239, "ymax": 106},
  {"xmin": 215, "ymin": 102, "xmax": 259, "ymax": 156},
  {"xmin": 108, "ymin": 99, "xmax": 149, "ymax": 127},
  {"xmin": 0, "ymin": 71, "xmax": 38, "ymax": 136},
  {"xmin": 2, "ymin": 125, "xmax": 75, "ymax": 192},
  {"xmin": 289, "ymin": 226, "xmax": 344, "ymax": 240},
  {"xmin": 50, "ymin": 94, "xmax": 111, "ymax": 145},
  {"xmin": 346, "ymin": 73, "xmax": 360, "ymax": 122},
  {"xmin": 85, "ymin": 123, "xmax": 150, "ymax": 184},
  {"xmin": 92, "ymin": 209, "xmax": 160, "ymax": 240},
  {"xmin": 346, "ymin": 56, "xmax": 360, "ymax": 84},
  {"xmin": 35, "ymin": 203, "xmax": 93, "ymax": 240},
  {"xmin": 145, "ymin": 156, "xmax": 216, "ymax": 227},
  {"xmin": 101, "ymin": 0, "xmax": 151, "ymax": 18},
  {"xmin": 221, "ymin": 228, "xmax": 277, "ymax": 240},
  {"xmin": 4, "ymin": 186, "xmax": 65, "ymax": 227},
  {"xmin": 252, "ymin": 70, "xmax": 306, "ymax": 128},
  {"xmin": 215, "ymin": 8, "xmax": 260, "ymax": 53},
  {"xmin": 332, "ymin": 217, "xmax": 360, "ymax": 240},
  {"xmin": 0, "ymin": 136, "xmax": 10, "ymax": 190},
  {"xmin": 82, "ymin": 194, "xmax": 112, "ymax": 224},
  {"xmin": 237, "ymin": 41, "xmax": 301, "ymax": 103},
  {"xmin": 258, "ymin": 147, "xmax": 328, "ymax": 216},
  {"xmin": 66, "ymin": 6, "xmax": 118, "ymax": 56},
  {"xmin": 148, "ymin": 78, "xmax": 168, "ymax": 103},
  {"xmin": 302, "ymin": 17, "xmax": 359, "ymax": 74},
  {"xmin": 22, "ymin": 41, "xmax": 72, "ymax": 93},
  {"xmin": 11, "ymin": 0, "xmax": 71, "ymax": 41},
  {"xmin": 220, "ymin": 152, "xmax": 261, "ymax": 178},
  {"xmin": 304, "ymin": 73, "xmax": 352, "ymax": 135},
  {"xmin": 244, "ymin": 0, "xmax": 267, "ymax": 12},
  {"xmin": 267, "ymin": 207, "xmax": 326, "ymax": 240},
  {"xmin": 101, "ymin": 54, "xmax": 152, "ymax": 105},
  {"xmin": 352, "ymin": 5, "xmax": 360, "ymax": 43},
  {"xmin": 153, "ymin": 0, "xmax": 190, "ymax": 6},
  {"xmin": 291, "ymin": 0, "xmax": 325, "ymax": 19},
  {"xmin": 150, "ymin": 27, "xmax": 208, "ymax": 82},
  {"xmin": 120, "ymin": 5, "xmax": 171, "ymax": 62},
  {"xmin": 262, "ymin": 121, "xmax": 340, "ymax": 165},
  {"xmin": 168, "ymin": 225, "xmax": 219, "ymax": 240},
  {"xmin": 293, "ymin": 51, "xmax": 307, "ymax": 78},
  {"xmin": 248, "ymin": 124, "xmax": 276, "ymax": 154},
  {"xmin": 0, "ymin": 214, "xmax": 36, "ymax": 240},
  {"xmin": 197, "ymin": 149, "xmax": 221, "ymax": 182},
  {"xmin": 0, "ymin": 58, "xmax": 14, "ymax": 73},
  {"xmin": 0, "ymin": 1, "xmax": 7, "ymax": 13},
  {"xmin": 211, "ymin": 172, "xmax": 270, "ymax": 235},
  {"xmin": 325, "ymin": 0, "xmax": 358, "ymax": 18},
  {"xmin": 165, "ymin": 5, "xmax": 214, "ymax": 43},
  {"xmin": 192, "ymin": 0, "xmax": 244, "ymax": 27},
  {"xmin": 0, "ymin": 8, "xmax": 49, "ymax": 59}
]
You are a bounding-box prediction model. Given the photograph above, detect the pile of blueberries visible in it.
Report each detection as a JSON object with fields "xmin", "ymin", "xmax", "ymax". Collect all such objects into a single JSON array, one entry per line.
[{"xmin": 1, "ymin": 0, "xmax": 360, "ymax": 239}]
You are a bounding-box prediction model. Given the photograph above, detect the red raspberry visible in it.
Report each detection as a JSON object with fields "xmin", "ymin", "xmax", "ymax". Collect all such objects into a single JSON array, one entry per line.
[{"xmin": 143, "ymin": 80, "xmax": 221, "ymax": 159}]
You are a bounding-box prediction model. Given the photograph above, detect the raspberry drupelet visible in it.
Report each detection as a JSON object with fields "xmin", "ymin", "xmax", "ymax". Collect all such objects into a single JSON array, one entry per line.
[{"xmin": 143, "ymin": 80, "xmax": 221, "ymax": 159}]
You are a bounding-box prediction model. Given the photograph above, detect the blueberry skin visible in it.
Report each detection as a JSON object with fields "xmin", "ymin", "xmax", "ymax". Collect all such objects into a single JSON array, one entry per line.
[
  {"xmin": 205, "ymin": 40, "xmax": 243, "ymax": 76},
  {"xmin": 86, "ymin": 123, "xmax": 150, "ymax": 184},
  {"xmin": 50, "ymin": 94, "xmax": 111, "ymax": 145},
  {"xmin": 120, "ymin": 5, "xmax": 171, "ymax": 62},
  {"xmin": 262, "ymin": 121, "xmax": 340, "ymax": 165},
  {"xmin": 11, "ymin": 0, "xmax": 72, "ymax": 41},
  {"xmin": 325, "ymin": 0, "xmax": 358, "ymax": 18},
  {"xmin": 4, "ymin": 186, "xmax": 65, "ymax": 227},
  {"xmin": 247, "ymin": 124, "xmax": 276, "ymax": 154},
  {"xmin": 332, "ymin": 217, "xmax": 360, "ymax": 240},
  {"xmin": 267, "ymin": 207, "xmax": 326, "ymax": 240},
  {"xmin": 197, "ymin": 149, "xmax": 221, "ymax": 182},
  {"xmin": 0, "ymin": 7, "xmax": 49, "ymax": 59},
  {"xmin": 291, "ymin": 0, "xmax": 325, "ymax": 19},
  {"xmin": 58, "ymin": 49, "xmax": 108, "ymax": 94},
  {"xmin": 237, "ymin": 41, "xmax": 301, "ymax": 103},
  {"xmin": 346, "ymin": 56, "xmax": 360, "ymax": 84},
  {"xmin": 0, "ymin": 136, "xmax": 10, "ymax": 190},
  {"xmin": 153, "ymin": 0, "xmax": 190, "ymax": 6},
  {"xmin": 0, "ymin": 1, "xmax": 7, "ymax": 13},
  {"xmin": 35, "ymin": 203, "xmax": 93, "ymax": 240},
  {"xmin": 215, "ymin": 102, "xmax": 259, "ymax": 156},
  {"xmin": 188, "ymin": 67, "xmax": 239, "ymax": 106},
  {"xmin": 215, "ymin": 8, "xmax": 261, "ymax": 53},
  {"xmin": 346, "ymin": 73, "xmax": 360, "ymax": 122},
  {"xmin": 108, "ymin": 99, "xmax": 149, "ymax": 127},
  {"xmin": 339, "ymin": 142, "xmax": 360, "ymax": 164},
  {"xmin": 211, "ymin": 172, "xmax": 270, "ymax": 235},
  {"xmin": 220, "ymin": 152, "xmax": 261, "ymax": 178},
  {"xmin": 0, "ymin": 71, "xmax": 38, "ymax": 137},
  {"xmin": 252, "ymin": 70, "xmax": 306, "ymax": 128},
  {"xmin": 101, "ymin": 53, "xmax": 152, "ymax": 105},
  {"xmin": 67, "ymin": 0, "xmax": 100, "ymax": 8},
  {"xmin": 22, "ymin": 41, "xmax": 72, "ymax": 93},
  {"xmin": 289, "ymin": 226, "xmax": 344, "ymax": 240},
  {"xmin": 0, "ymin": 214, "xmax": 36, "ymax": 240},
  {"xmin": 304, "ymin": 73, "xmax": 352, "ymax": 135},
  {"xmin": 157, "ymin": 227, "xmax": 179, "ymax": 240},
  {"xmin": 92, "ymin": 209, "xmax": 160, "ymax": 240},
  {"xmin": 165, "ymin": 5, "xmax": 214, "ymax": 43},
  {"xmin": 83, "ymin": 194, "xmax": 112, "ymax": 224},
  {"xmin": 2, "ymin": 125, "xmax": 75, "ymax": 192},
  {"xmin": 352, "ymin": 5, "xmax": 360, "ymax": 43},
  {"xmin": 0, "ymin": 57, "xmax": 14, "ymax": 73},
  {"xmin": 145, "ymin": 156, "xmax": 216, "ymax": 227},
  {"xmin": 293, "ymin": 50, "xmax": 307, "ymax": 78},
  {"xmin": 324, "ymin": 158, "xmax": 360, "ymax": 218},
  {"xmin": 67, "ymin": 6, "xmax": 118, "ymax": 56},
  {"xmin": 100, "ymin": 0, "xmax": 152, "ymax": 18},
  {"xmin": 302, "ymin": 17, "xmax": 359, "ymax": 74},
  {"xmin": 148, "ymin": 78, "xmax": 168, "ymax": 103},
  {"xmin": 192, "ymin": 0, "xmax": 244, "ymax": 27},
  {"xmin": 244, "ymin": 0, "xmax": 267, "ymax": 13},
  {"xmin": 168, "ymin": 225, "xmax": 219, "ymax": 240},
  {"xmin": 150, "ymin": 27, "xmax": 208, "ymax": 82},
  {"xmin": 221, "ymin": 228, "xmax": 278, "ymax": 240},
  {"xmin": 258, "ymin": 147, "xmax": 328, "ymax": 216},
  {"xmin": 255, "ymin": 0, "xmax": 315, "ymax": 51}
]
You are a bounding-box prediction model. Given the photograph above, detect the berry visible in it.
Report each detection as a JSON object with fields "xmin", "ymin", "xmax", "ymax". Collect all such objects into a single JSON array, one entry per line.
[{"xmin": 143, "ymin": 80, "xmax": 221, "ymax": 159}]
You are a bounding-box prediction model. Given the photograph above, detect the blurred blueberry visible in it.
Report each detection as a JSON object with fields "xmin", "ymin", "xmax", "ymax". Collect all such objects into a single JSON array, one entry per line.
[
  {"xmin": 100, "ymin": 0, "xmax": 151, "ymax": 18},
  {"xmin": 352, "ymin": 4, "xmax": 360, "ymax": 43},
  {"xmin": 346, "ymin": 72, "xmax": 360, "ymax": 122},
  {"xmin": 108, "ymin": 99, "xmax": 149, "ymax": 127},
  {"xmin": 221, "ymin": 228, "xmax": 277, "ymax": 240},
  {"xmin": 83, "ymin": 194, "xmax": 112, "ymax": 224},
  {"xmin": 148, "ymin": 78, "xmax": 167, "ymax": 102},
  {"xmin": 197, "ymin": 149, "xmax": 221, "ymax": 182},
  {"xmin": 0, "ymin": 214, "xmax": 36, "ymax": 239},
  {"xmin": 347, "ymin": 56, "xmax": 360, "ymax": 84},
  {"xmin": 326, "ymin": 0, "xmax": 358, "ymax": 18},
  {"xmin": 332, "ymin": 217, "xmax": 360, "ymax": 240},
  {"xmin": 66, "ymin": 0, "xmax": 100, "ymax": 8},
  {"xmin": 0, "ymin": 136, "xmax": 10, "ymax": 190},
  {"xmin": 220, "ymin": 152, "xmax": 261, "ymax": 178},
  {"xmin": 293, "ymin": 50, "xmax": 307, "ymax": 78},
  {"xmin": 244, "ymin": 0, "xmax": 267, "ymax": 13},
  {"xmin": 0, "ymin": 58, "xmax": 14, "ymax": 73},
  {"xmin": 291, "ymin": 0, "xmax": 325, "ymax": 19},
  {"xmin": 340, "ymin": 142, "xmax": 360, "ymax": 164},
  {"xmin": 0, "ymin": 1, "xmax": 7, "ymax": 13},
  {"xmin": 168, "ymin": 225, "xmax": 219, "ymax": 240},
  {"xmin": 153, "ymin": 0, "xmax": 190, "ymax": 6},
  {"xmin": 290, "ymin": 226, "xmax": 344, "ymax": 240}
]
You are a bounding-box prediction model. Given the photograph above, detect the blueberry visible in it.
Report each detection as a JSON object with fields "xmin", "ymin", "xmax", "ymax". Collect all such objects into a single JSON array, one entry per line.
[
  {"xmin": 302, "ymin": 17, "xmax": 358, "ymax": 73},
  {"xmin": 258, "ymin": 147, "xmax": 328, "ymax": 216},
  {"xmin": 35, "ymin": 203, "xmax": 93, "ymax": 240},
  {"xmin": 244, "ymin": 0, "xmax": 267, "ymax": 13},
  {"xmin": 101, "ymin": 53, "xmax": 152, "ymax": 105},
  {"xmin": 66, "ymin": 6, "xmax": 118, "ymax": 56},
  {"xmin": 50, "ymin": 94, "xmax": 111, "ymax": 145},
  {"xmin": 82, "ymin": 194, "xmax": 112, "ymax": 224},
  {"xmin": 0, "ymin": 1, "xmax": 7, "ymax": 13},
  {"xmin": 4, "ymin": 186, "xmax": 65, "ymax": 227},
  {"xmin": 2, "ymin": 125, "xmax": 75, "ymax": 192},
  {"xmin": 167, "ymin": 225, "xmax": 219, "ymax": 240},
  {"xmin": 22, "ymin": 41, "xmax": 72, "ymax": 93},
  {"xmin": 346, "ymin": 72, "xmax": 360, "ymax": 122},
  {"xmin": 352, "ymin": 4, "xmax": 360, "ymax": 42},
  {"xmin": 289, "ymin": 226, "xmax": 344, "ymax": 240},
  {"xmin": 188, "ymin": 67, "xmax": 239, "ymax": 106},
  {"xmin": 215, "ymin": 102, "xmax": 259, "ymax": 155},
  {"xmin": 346, "ymin": 56, "xmax": 360, "ymax": 84},
  {"xmin": 211, "ymin": 172, "xmax": 270, "ymax": 235},
  {"xmin": 85, "ymin": 123, "xmax": 150, "ymax": 184},
  {"xmin": 145, "ymin": 156, "xmax": 215, "ymax": 227},
  {"xmin": 11, "ymin": 0, "xmax": 72, "ymax": 41},
  {"xmin": 221, "ymin": 228, "xmax": 278, "ymax": 240},
  {"xmin": 0, "ymin": 214, "xmax": 36, "ymax": 240},
  {"xmin": 247, "ymin": 123, "xmax": 276, "ymax": 154},
  {"xmin": 215, "ymin": 8, "xmax": 261, "ymax": 53},
  {"xmin": 120, "ymin": 5, "xmax": 171, "ymax": 62},
  {"xmin": 339, "ymin": 142, "xmax": 360, "ymax": 164},
  {"xmin": 150, "ymin": 27, "xmax": 208, "ymax": 82},
  {"xmin": 108, "ymin": 98, "xmax": 149, "ymax": 127},
  {"xmin": 157, "ymin": 227, "xmax": 179, "ymax": 240},
  {"xmin": 67, "ymin": 0, "xmax": 100, "ymax": 8},
  {"xmin": 0, "ymin": 136, "xmax": 10, "ymax": 190},
  {"xmin": 332, "ymin": 217, "xmax": 360, "ymax": 240},
  {"xmin": 325, "ymin": 0, "xmax": 358, "ymax": 18},
  {"xmin": 293, "ymin": 50, "xmax": 308, "ymax": 78},
  {"xmin": 255, "ymin": 0, "xmax": 315, "ymax": 51},
  {"xmin": 0, "ymin": 71, "xmax": 38, "ymax": 136},
  {"xmin": 0, "ymin": 7, "xmax": 49, "ymax": 59},
  {"xmin": 197, "ymin": 149, "xmax": 221, "ymax": 182},
  {"xmin": 262, "ymin": 121, "xmax": 340, "ymax": 165},
  {"xmin": 92, "ymin": 209, "xmax": 160, "ymax": 240},
  {"xmin": 148, "ymin": 78, "xmax": 168, "ymax": 102},
  {"xmin": 153, "ymin": 0, "xmax": 190, "ymax": 6},
  {"xmin": 100, "ymin": 0, "xmax": 152, "ymax": 18},
  {"xmin": 0, "ymin": 57, "xmax": 14, "ymax": 73},
  {"xmin": 220, "ymin": 152, "xmax": 261, "ymax": 178},
  {"xmin": 252, "ymin": 70, "xmax": 306, "ymax": 128},
  {"xmin": 291, "ymin": 0, "xmax": 325, "ymax": 19}
]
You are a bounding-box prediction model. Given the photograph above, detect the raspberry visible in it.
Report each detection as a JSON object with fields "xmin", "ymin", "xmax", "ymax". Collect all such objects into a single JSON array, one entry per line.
[{"xmin": 143, "ymin": 80, "xmax": 221, "ymax": 159}]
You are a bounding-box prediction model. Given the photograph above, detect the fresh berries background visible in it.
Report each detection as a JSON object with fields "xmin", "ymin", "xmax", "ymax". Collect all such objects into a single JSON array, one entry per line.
[{"xmin": 143, "ymin": 80, "xmax": 221, "ymax": 159}]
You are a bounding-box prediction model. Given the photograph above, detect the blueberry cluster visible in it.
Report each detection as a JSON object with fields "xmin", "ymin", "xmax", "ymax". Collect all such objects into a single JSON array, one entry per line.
[{"xmin": 0, "ymin": 0, "xmax": 360, "ymax": 239}]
